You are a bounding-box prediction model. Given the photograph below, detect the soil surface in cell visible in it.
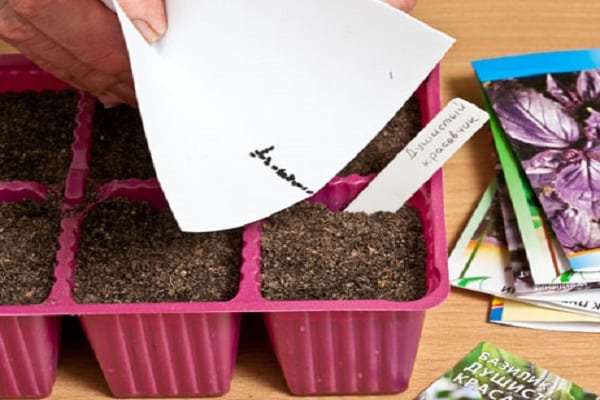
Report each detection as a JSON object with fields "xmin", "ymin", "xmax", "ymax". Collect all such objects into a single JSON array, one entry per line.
[
  {"xmin": 74, "ymin": 198, "xmax": 242, "ymax": 303},
  {"xmin": 0, "ymin": 90, "xmax": 77, "ymax": 183},
  {"xmin": 0, "ymin": 199, "xmax": 61, "ymax": 304},
  {"xmin": 261, "ymin": 201, "xmax": 427, "ymax": 301},
  {"xmin": 339, "ymin": 96, "xmax": 422, "ymax": 176},
  {"xmin": 90, "ymin": 105, "xmax": 156, "ymax": 181}
]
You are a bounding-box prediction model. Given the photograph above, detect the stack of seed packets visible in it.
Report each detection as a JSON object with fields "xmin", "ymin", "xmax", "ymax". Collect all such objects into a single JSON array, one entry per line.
[
  {"xmin": 449, "ymin": 49, "xmax": 600, "ymax": 331},
  {"xmin": 448, "ymin": 174, "xmax": 600, "ymax": 330},
  {"xmin": 417, "ymin": 342, "xmax": 598, "ymax": 399}
]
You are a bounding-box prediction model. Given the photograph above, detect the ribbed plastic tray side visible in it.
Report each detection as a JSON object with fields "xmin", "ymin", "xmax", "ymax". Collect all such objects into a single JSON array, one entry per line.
[
  {"xmin": 0, "ymin": 185, "xmax": 62, "ymax": 399},
  {"xmin": 0, "ymin": 316, "xmax": 61, "ymax": 399},
  {"xmin": 264, "ymin": 310, "xmax": 425, "ymax": 395},
  {"xmin": 75, "ymin": 182, "xmax": 242, "ymax": 397},
  {"xmin": 80, "ymin": 312, "xmax": 242, "ymax": 398},
  {"xmin": 262, "ymin": 67, "xmax": 445, "ymax": 395}
]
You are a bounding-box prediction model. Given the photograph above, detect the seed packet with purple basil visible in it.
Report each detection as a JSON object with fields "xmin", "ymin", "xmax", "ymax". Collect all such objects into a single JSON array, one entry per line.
[
  {"xmin": 417, "ymin": 342, "xmax": 598, "ymax": 400},
  {"xmin": 448, "ymin": 176, "xmax": 600, "ymax": 315},
  {"xmin": 491, "ymin": 145, "xmax": 600, "ymax": 296},
  {"xmin": 492, "ymin": 144, "xmax": 566, "ymax": 285},
  {"xmin": 448, "ymin": 179, "xmax": 514, "ymax": 295},
  {"xmin": 473, "ymin": 49, "xmax": 600, "ymax": 272}
]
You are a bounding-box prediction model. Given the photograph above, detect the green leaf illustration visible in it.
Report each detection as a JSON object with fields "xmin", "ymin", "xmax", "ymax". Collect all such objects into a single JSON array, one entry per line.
[
  {"xmin": 560, "ymin": 270, "xmax": 575, "ymax": 283},
  {"xmin": 552, "ymin": 389, "xmax": 575, "ymax": 400},
  {"xmin": 457, "ymin": 277, "xmax": 489, "ymax": 287}
]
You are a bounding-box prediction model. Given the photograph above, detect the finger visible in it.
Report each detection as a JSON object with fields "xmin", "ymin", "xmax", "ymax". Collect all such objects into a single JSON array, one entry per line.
[
  {"xmin": 7, "ymin": 0, "xmax": 132, "ymax": 84},
  {"xmin": 383, "ymin": 0, "xmax": 418, "ymax": 12},
  {"xmin": 99, "ymin": 82, "xmax": 137, "ymax": 106},
  {"xmin": 116, "ymin": 0, "xmax": 167, "ymax": 44},
  {"xmin": 97, "ymin": 89, "xmax": 137, "ymax": 108},
  {"xmin": 0, "ymin": 4, "xmax": 136, "ymax": 105}
]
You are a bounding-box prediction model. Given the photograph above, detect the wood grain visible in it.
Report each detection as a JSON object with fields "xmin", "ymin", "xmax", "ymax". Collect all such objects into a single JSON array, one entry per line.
[{"xmin": 2, "ymin": 0, "xmax": 600, "ymax": 398}]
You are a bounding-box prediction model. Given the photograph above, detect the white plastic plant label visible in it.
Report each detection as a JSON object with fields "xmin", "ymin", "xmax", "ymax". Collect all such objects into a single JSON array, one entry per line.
[
  {"xmin": 114, "ymin": 0, "xmax": 454, "ymax": 231},
  {"xmin": 346, "ymin": 98, "xmax": 489, "ymax": 213}
]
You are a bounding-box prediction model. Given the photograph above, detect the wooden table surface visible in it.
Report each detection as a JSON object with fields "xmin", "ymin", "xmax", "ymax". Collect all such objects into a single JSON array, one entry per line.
[{"xmin": 2, "ymin": 0, "xmax": 600, "ymax": 398}]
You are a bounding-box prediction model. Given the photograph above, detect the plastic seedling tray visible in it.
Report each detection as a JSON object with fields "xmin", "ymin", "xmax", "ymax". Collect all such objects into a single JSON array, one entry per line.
[{"xmin": 0, "ymin": 55, "xmax": 447, "ymax": 398}]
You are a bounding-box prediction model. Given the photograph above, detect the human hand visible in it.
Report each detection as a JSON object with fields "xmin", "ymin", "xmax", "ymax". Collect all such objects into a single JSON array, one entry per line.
[
  {"xmin": 0, "ymin": 0, "xmax": 166, "ymax": 107},
  {"xmin": 0, "ymin": 0, "xmax": 414, "ymax": 108},
  {"xmin": 384, "ymin": 0, "xmax": 418, "ymax": 12}
]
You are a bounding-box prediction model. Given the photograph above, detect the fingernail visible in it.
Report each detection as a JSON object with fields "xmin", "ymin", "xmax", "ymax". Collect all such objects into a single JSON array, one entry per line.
[
  {"xmin": 111, "ymin": 82, "xmax": 137, "ymax": 103},
  {"xmin": 98, "ymin": 100, "xmax": 121, "ymax": 109},
  {"xmin": 132, "ymin": 18, "xmax": 164, "ymax": 44},
  {"xmin": 98, "ymin": 92, "xmax": 123, "ymax": 108}
]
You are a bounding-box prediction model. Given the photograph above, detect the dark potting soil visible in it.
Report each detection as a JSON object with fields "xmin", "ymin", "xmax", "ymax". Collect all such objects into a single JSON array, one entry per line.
[
  {"xmin": 0, "ymin": 199, "xmax": 61, "ymax": 304},
  {"xmin": 90, "ymin": 105, "xmax": 156, "ymax": 181},
  {"xmin": 74, "ymin": 198, "xmax": 242, "ymax": 303},
  {"xmin": 260, "ymin": 201, "xmax": 427, "ymax": 301},
  {"xmin": 339, "ymin": 96, "xmax": 422, "ymax": 176},
  {"xmin": 0, "ymin": 90, "xmax": 78, "ymax": 183}
]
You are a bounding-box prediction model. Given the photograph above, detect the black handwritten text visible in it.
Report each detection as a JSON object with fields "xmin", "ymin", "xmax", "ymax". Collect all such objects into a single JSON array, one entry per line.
[{"xmin": 249, "ymin": 146, "xmax": 314, "ymax": 194}]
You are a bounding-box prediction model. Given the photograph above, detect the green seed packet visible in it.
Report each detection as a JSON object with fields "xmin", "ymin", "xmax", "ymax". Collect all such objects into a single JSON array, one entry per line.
[
  {"xmin": 417, "ymin": 342, "xmax": 597, "ymax": 400},
  {"xmin": 473, "ymin": 49, "xmax": 600, "ymax": 273},
  {"xmin": 448, "ymin": 177, "xmax": 600, "ymax": 314}
]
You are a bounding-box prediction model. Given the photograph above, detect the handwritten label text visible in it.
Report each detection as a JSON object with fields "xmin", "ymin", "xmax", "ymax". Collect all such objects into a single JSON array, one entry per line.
[
  {"xmin": 345, "ymin": 98, "xmax": 489, "ymax": 213},
  {"xmin": 405, "ymin": 100, "xmax": 481, "ymax": 167},
  {"xmin": 249, "ymin": 146, "xmax": 314, "ymax": 194}
]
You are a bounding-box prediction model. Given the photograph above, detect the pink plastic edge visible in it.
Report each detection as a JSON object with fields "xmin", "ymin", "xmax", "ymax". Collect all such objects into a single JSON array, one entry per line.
[
  {"xmin": 0, "ymin": 55, "xmax": 88, "ymax": 317},
  {"xmin": 0, "ymin": 316, "xmax": 61, "ymax": 398},
  {"xmin": 262, "ymin": 65, "xmax": 446, "ymax": 396},
  {"xmin": 63, "ymin": 92, "xmax": 96, "ymax": 209},
  {"xmin": 74, "ymin": 181, "xmax": 241, "ymax": 397},
  {"xmin": 0, "ymin": 187, "xmax": 62, "ymax": 398},
  {"xmin": 264, "ymin": 64, "xmax": 449, "ymax": 395},
  {"xmin": 0, "ymin": 54, "xmax": 446, "ymax": 397},
  {"xmin": 245, "ymin": 64, "xmax": 449, "ymax": 313},
  {"xmin": 0, "ymin": 56, "xmax": 448, "ymax": 316},
  {"xmin": 264, "ymin": 310, "xmax": 425, "ymax": 395},
  {"xmin": 80, "ymin": 313, "xmax": 241, "ymax": 397},
  {"xmin": 0, "ymin": 54, "xmax": 89, "ymax": 206},
  {"xmin": 0, "ymin": 59, "xmax": 80, "ymax": 198},
  {"xmin": 0, "ymin": 60, "xmax": 449, "ymax": 315}
]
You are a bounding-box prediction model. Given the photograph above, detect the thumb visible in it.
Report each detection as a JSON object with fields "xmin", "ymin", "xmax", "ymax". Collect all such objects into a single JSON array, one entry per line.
[
  {"xmin": 116, "ymin": 0, "xmax": 167, "ymax": 44},
  {"xmin": 383, "ymin": 0, "xmax": 418, "ymax": 12}
]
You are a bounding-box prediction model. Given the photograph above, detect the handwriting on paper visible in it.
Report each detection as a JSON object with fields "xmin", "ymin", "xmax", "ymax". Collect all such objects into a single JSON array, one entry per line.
[
  {"xmin": 405, "ymin": 100, "xmax": 481, "ymax": 167},
  {"xmin": 249, "ymin": 146, "xmax": 314, "ymax": 194},
  {"xmin": 345, "ymin": 98, "xmax": 489, "ymax": 213}
]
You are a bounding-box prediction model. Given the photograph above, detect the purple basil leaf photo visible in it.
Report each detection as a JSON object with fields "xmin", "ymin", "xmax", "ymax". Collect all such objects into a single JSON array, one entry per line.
[
  {"xmin": 553, "ymin": 206, "xmax": 600, "ymax": 252},
  {"xmin": 585, "ymin": 109, "xmax": 600, "ymax": 142},
  {"xmin": 522, "ymin": 150, "xmax": 562, "ymax": 193},
  {"xmin": 554, "ymin": 151, "xmax": 600, "ymax": 204},
  {"xmin": 536, "ymin": 190, "xmax": 567, "ymax": 217},
  {"xmin": 577, "ymin": 69, "xmax": 600, "ymax": 103},
  {"xmin": 547, "ymin": 74, "xmax": 581, "ymax": 108},
  {"xmin": 485, "ymin": 79, "xmax": 580, "ymax": 149},
  {"xmin": 488, "ymin": 69, "xmax": 600, "ymax": 261},
  {"xmin": 524, "ymin": 149, "xmax": 570, "ymax": 174}
]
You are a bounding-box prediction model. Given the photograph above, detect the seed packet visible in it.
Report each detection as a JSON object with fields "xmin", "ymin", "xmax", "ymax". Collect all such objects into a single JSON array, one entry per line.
[
  {"xmin": 448, "ymin": 179, "xmax": 600, "ymax": 315},
  {"xmin": 473, "ymin": 49, "xmax": 600, "ymax": 272},
  {"xmin": 491, "ymin": 144, "xmax": 566, "ymax": 285},
  {"xmin": 416, "ymin": 342, "xmax": 598, "ymax": 399},
  {"xmin": 489, "ymin": 297, "xmax": 600, "ymax": 333},
  {"xmin": 448, "ymin": 179, "xmax": 514, "ymax": 296},
  {"xmin": 492, "ymin": 146, "xmax": 600, "ymax": 296}
]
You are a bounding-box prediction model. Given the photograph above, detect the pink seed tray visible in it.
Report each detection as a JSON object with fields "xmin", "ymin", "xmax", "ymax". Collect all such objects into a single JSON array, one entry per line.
[{"xmin": 0, "ymin": 54, "xmax": 448, "ymax": 398}]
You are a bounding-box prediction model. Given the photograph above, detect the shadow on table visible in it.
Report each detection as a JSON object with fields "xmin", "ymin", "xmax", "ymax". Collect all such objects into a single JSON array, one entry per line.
[
  {"xmin": 57, "ymin": 317, "xmax": 113, "ymax": 397},
  {"xmin": 233, "ymin": 313, "xmax": 289, "ymax": 394}
]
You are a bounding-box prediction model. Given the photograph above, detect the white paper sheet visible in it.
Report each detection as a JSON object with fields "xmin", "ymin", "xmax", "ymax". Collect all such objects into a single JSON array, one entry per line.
[
  {"xmin": 113, "ymin": 0, "xmax": 454, "ymax": 231},
  {"xmin": 346, "ymin": 98, "xmax": 488, "ymax": 213},
  {"xmin": 490, "ymin": 298, "xmax": 600, "ymax": 333}
]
